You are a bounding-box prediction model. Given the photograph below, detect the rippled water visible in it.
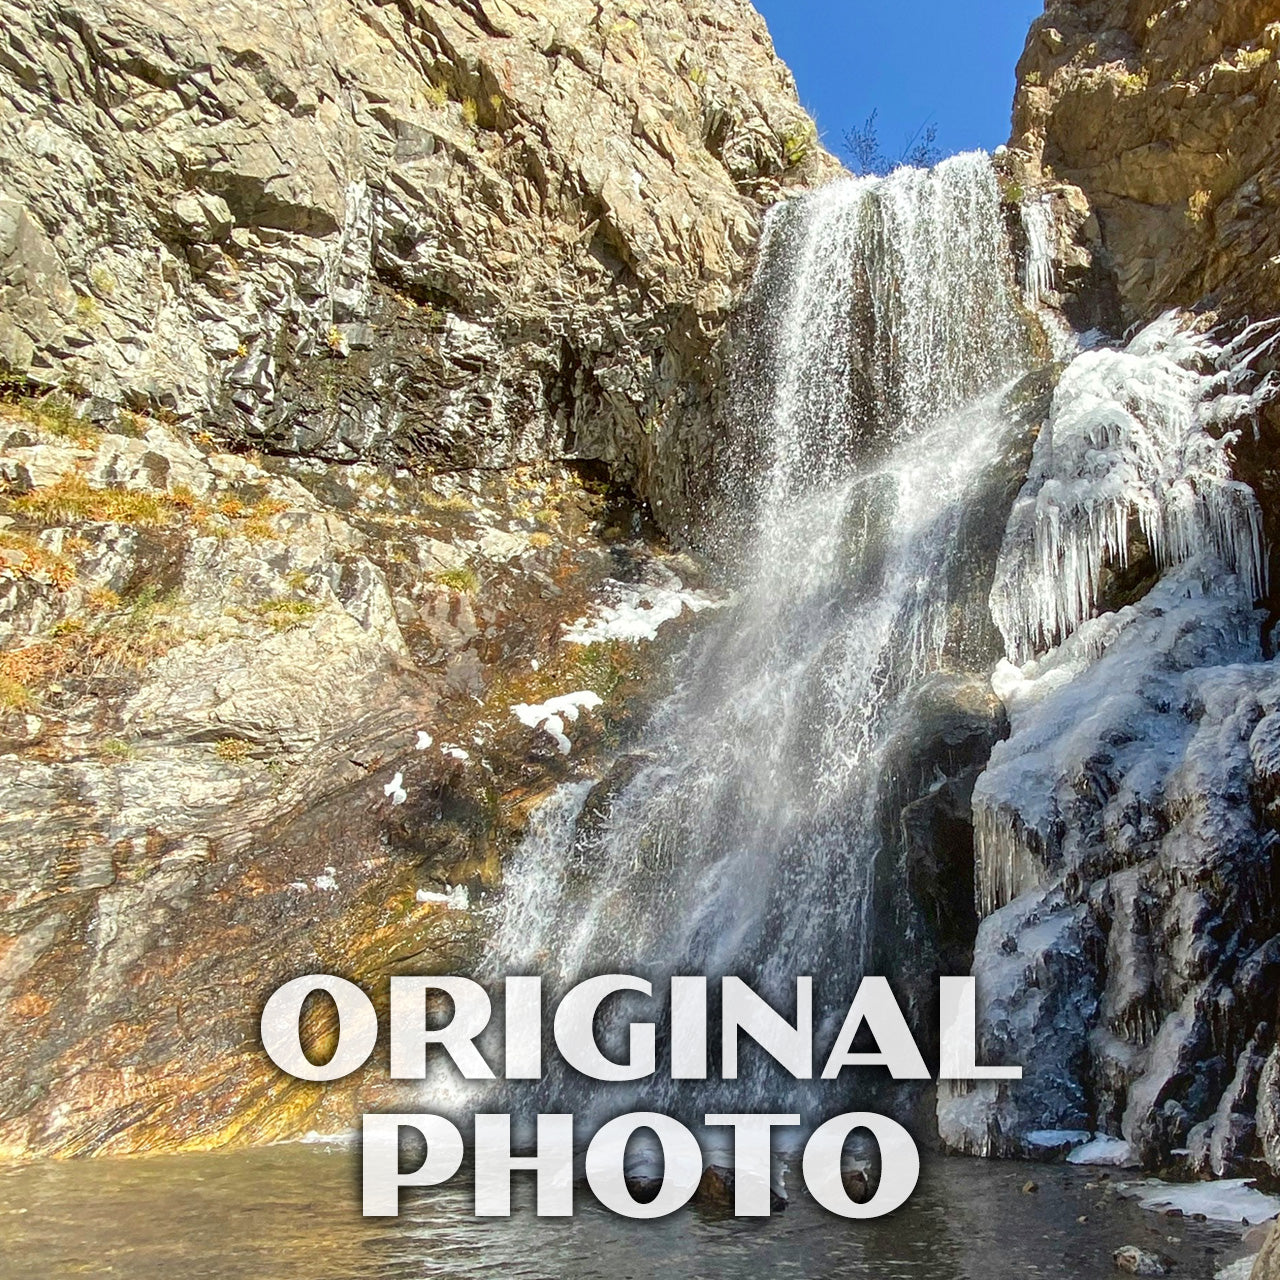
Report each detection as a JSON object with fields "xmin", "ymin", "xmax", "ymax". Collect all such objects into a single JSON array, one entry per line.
[{"xmin": 0, "ymin": 1145, "xmax": 1250, "ymax": 1280}]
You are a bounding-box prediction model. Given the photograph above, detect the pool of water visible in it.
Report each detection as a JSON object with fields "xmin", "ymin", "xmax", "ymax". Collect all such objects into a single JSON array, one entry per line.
[{"xmin": 0, "ymin": 1144, "xmax": 1253, "ymax": 1280}]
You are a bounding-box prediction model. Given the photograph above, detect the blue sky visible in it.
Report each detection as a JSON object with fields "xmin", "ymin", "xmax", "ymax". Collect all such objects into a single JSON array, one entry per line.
[{"xmin": 752, "ymin": 0, "xmax": 1044, "ymax": 165}]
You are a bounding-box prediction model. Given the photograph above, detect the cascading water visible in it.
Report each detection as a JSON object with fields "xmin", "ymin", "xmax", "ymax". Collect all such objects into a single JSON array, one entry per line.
[{"xmin": 486, "ymin": 154, "xmax": 1033, "ymax": 1124}]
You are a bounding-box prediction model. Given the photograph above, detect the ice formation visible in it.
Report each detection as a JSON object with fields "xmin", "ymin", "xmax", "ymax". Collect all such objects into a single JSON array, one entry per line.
[
  {"xmin": 1216, "ymin": 1255, "xmax": 1262, "ymax": 1280},
  {"xmin": 991, "ymin": 312, "xmax": 1276, "ymax": 663},
  {"xmin": 974, "ymin": 559, "xmax": 1262, "ymax": 916},
  {"xmin": 1066, "ymin": 1135, "xmax": 1138, "ymax": 1167},
  {"xmin": 1128, "ymin": 1178, "xmax": 1280, "ymax": 1225},
  {"xmin": 1021, "ymin": 195, "xmax": 1055, "ymax": 309},
  {"xmin": 1024, "ymin": 1128, "xmax": 1093, "ymax": 1150},
  {"xmin": 511, "ymin": 691, "xmax": 603, "ymax": 755},
  {"xmin": 562, "ymin": 571, "xmax": 723, "ymax": 645}
]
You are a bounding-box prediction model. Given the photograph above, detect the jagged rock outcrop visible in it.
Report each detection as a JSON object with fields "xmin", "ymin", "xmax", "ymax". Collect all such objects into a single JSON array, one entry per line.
[
  {"xmin": 0, "ymin": 392, "xmax": 724, "ymax": 1157},
  {"xmin": 1009, "ymin": 0, "xmax": 1280, "ymax": 325},
  {"xmin": 0, "ymin": 0, "xmax": 838, "ymax": 543},
  {"xmin": 0, "ymin": 0, "xmax": 832, "ymax": 1157}
]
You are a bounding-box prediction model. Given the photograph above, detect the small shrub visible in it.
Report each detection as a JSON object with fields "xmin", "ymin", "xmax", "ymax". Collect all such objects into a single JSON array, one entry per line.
[
  {"xmin": 14, "ymin": 476, "xmax": 174, "ymax": 527},
  {"xmin": 1187, "ymin": 189, "xmax": 1214, "ymax": 224},
  {"xmin": 74, "ymin": 295, "xmax": 102, "ymax": 324},
  {"xmin": 687, "ymin": 65, "xmax": 707, "ymax": 87},
  {"xmin": 1117, "ymin": 67, "xmax": 1149, "ymax": 94},
  {"xmin": 781, "ymin": 123, "xmax": 815, "ymax": 167},
  {"xmin": 325, "ymin": 325, "xmax": 344, "ymax": 354},
  {"xmin": 88, "ymin": 266, "xmax": 117, "ymax": 297},
  {"xmin": 461, "ymin": 97, "xmax": 478, "ymax": 127},
  {"xmin": 843, "ymin": 109, "xmax": 940, "ymax": 175},
  {"xmin": 434, "ymin": 566, "xmax": 479, "ymax": 593},
  {"xmin": 0, "ymin": 673, "xmax": 33, "ymax": 712},
  {"xmin": 1231, "ymin": 46, "xmax": 1272, "ymax": 72},
  {"xmin": 424, "ymin": 490, "xmax": 473, "ymax": 513},
  {"xmin": 88, "ymin": 587, "xmax": 121, "ymax": 612},
  {"xmin": 99, "ymin": 737, "xmax": 137, "ymax": 762},
  {"xmin": 0, "ymin": 532, "xmax": 76, "ymax": 589},
  {"xmin": 256, "ymin": 596, "xmax": 321, "ymax": 632},
  {"xmin": 214, "ymin": 737, "xmax": 254, "ymax": 763},
  {"xmin": 423, "ymin": 82, "xmax": 448, "ymax": 109}
]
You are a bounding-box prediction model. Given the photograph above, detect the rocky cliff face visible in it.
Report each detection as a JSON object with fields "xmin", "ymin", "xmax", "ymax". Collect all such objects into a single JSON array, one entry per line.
[
  {"xmin": 1009, "ymin": 0, "xmax": 1280, "ymax": 325},
  {"xmin": 0, "ymin": 0, "xmax": 836, "ymax": 1158},
  {"xmin": 0, "ymin": 0, "xmax": 838, "ymax": 541}
]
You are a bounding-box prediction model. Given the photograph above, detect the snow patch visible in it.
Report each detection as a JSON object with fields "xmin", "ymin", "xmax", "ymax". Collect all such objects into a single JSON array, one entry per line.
[
  {"xmin": 563, "ymin": 571, "xmax": 723, "ymax": 645},
  {"xmin": 416, "ymin": 884, "xmax": 470, "ymax": 911},
  {"xmin": 415, "ymin": 730, "xmax": 433, "ymax": 750},
  {"xmin": 383, "ymin": 771, "xmax": 406, "ymax": 805},
  {"xmin": 1066, "ymin": 1135, "xmax": 1139, "ymax": 1167},
  {"xmin": 511, "ymin": 691, "xmax": 602, "ymax": 755}
]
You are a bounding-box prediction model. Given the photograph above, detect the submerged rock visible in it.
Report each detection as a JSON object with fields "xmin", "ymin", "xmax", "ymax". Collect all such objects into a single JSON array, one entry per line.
[{"xmin": 1114, "ymin": 1245, "xmax": 1175, "ymax": 1276}]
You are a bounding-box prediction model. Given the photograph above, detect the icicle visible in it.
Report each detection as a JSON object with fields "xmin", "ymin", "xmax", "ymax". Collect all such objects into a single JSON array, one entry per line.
[
  {"xmin": 991, "ymin": 312, "xmax": 1279, "ymax": 662},
  {"xmin": 1021, "ymin": 195, "xmax": 1055, "ymax": 308},
  {"xmin": 973, "ymin": 798, "xmax": 1050, "ymax": 916}
]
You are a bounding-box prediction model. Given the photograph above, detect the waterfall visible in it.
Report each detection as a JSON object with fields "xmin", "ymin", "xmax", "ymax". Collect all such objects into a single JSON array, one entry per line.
[{"xmin": 486, "ymin": 154, "xmax": 1031, "ymax": 1122}]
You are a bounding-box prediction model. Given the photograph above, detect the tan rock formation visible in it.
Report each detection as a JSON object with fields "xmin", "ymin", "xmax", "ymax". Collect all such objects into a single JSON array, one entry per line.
[
  {"xmin": 1009, "ymin": 0, "xmax": 1280, "ymax": 325},
  {"xmin": 0, "ymin": 0, "xmax": 840, "ymax": 542},
  {"xmin": 0, "ymin": 0, "xmax": 838, "ymax": 1157}
]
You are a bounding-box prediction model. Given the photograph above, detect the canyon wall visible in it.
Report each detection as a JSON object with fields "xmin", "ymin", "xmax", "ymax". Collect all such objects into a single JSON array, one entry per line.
[{"xmin": 0, "ymin": 0, "xmax": 837, "ymax": 1158}]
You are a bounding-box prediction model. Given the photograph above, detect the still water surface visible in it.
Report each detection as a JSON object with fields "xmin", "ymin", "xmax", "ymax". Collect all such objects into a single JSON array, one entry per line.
[{"xmin": 0, "ymin": 1144, "xmax": 1253, "ymax": 1280}]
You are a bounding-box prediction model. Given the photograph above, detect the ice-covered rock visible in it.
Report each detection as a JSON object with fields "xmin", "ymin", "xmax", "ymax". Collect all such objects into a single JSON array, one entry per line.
[
  {"xmin": 991, "ymin": 313, "xmax": 1275, "ymax": 663},
  {"xmin": 1127, "ymin": 1178, "xmax": 1280, "ymax": 1226},
  {"xmin": 1068, "ymin": 1135, "xmax": 1139, "ymax": 1167},
  {"xmin": 950, "ymin": 312, "xmax": 1280, "ymax": 1170}
]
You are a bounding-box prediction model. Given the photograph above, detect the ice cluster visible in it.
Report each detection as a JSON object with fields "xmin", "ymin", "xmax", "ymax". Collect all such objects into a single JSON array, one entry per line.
[
  {"xmin": 562, "ymin": 570, "xmax": 722, "ymax": 645},
  {"xmin": 991, "ymin": 312, "xmax": 1276, "ymax": 663}
]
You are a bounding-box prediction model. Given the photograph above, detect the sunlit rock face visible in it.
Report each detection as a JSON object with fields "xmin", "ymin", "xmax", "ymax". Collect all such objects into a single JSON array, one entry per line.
[
  {"xmin": 0, "ymin": 0, "xmax": 838, "ymax": 1158},
  {"xmin": 0, "ymin": 403, "xmax": 719, "ymax": 1159},
  {"xmin": 1008, "ymin": 0, "xmax": 1280, "ymax": 327},
  {"xmin": 0, "ymin": 0, "xmax": 840, "ymax": 543}
]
